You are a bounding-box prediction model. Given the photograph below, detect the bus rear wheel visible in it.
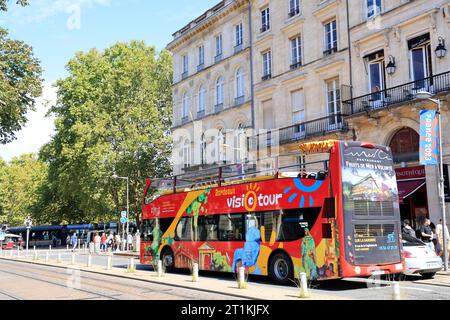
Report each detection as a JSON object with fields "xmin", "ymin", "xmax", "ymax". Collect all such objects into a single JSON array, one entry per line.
[
  {"xmin": 269, "ymin": 252, "xmax": 293, "ymax": 285},
  {"xmin": 161, "ymin": 248, "xmax": 175, "ymax": 273}
]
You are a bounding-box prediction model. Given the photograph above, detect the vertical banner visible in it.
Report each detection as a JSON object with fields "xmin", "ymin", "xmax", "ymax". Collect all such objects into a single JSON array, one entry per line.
[
  {"xmin": 444, "ymin": 164, "xmax": 450, "ymax": 203},
  {"xmin": 419, "ymin": 110, "xmax": 439, "ymax": 165}
]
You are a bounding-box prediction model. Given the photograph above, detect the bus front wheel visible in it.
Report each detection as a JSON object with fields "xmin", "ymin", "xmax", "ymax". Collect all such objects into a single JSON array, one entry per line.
[{"xmin": 269, "ymin": 252, "xmax": 293, "ymax": 285}]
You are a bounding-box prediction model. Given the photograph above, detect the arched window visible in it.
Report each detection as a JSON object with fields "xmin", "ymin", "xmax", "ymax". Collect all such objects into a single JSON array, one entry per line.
[
  {"xmin": 198, "ymin": 85, "xmax": 205, "ymax": 113},
  {"xmin": 182, "ymin": 92, "xmax": 189, "ymax": 118},
  {"xmin": 235, "ymin": 68, "xmax": 245, "ymax": 99},
  {"xmin": 389, "ymin": 127, "xmax": 419, "ymax": 164},
  {"xmin": 216, "ymin": 77, "xmax": 224, "ymax": 107},
  {"xmin": 182, "ymin": 139, "xmax": 191, "ymax": 168}
]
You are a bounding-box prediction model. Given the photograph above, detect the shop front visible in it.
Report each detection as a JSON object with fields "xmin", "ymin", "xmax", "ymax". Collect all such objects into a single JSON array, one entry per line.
[{"xmin": 396, "ymin": 165, "xmax": 429, "ymax": 228}]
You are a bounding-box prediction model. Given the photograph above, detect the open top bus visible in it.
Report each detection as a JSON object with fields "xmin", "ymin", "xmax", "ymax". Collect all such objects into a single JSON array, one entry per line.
[{"xmin": 140, "ymin": 140, "xmax": 404, "ymax": 284}]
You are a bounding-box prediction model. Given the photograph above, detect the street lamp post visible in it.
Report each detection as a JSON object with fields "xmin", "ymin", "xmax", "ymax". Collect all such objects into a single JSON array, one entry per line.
[
  {"xmin": 112, "ymin": 174, "xmax": 129, "ymax": 251},
  {"xmin": 24, "ymin": 216, "xmax": 32, "ymax": 257},
  {"xmin": 416, "ymin": 91, "xmax": 448, "ymax": 271}
]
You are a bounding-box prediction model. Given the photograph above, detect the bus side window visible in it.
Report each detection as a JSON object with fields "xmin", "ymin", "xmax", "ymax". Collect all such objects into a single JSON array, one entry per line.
[{"xmin": 175, "ymin": 217, "xmax": 193, "ymax": 241}]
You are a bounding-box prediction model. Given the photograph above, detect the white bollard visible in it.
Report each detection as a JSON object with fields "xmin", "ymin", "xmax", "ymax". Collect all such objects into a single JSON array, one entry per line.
[
  {"xmin": 392, "ymin": 281, "xmax": 401, "ymax": 300},
  {"xmin": 192, "ymin": 263, "xmax": 199, "ymax": 282},
  {"xmin": 66, "ymin": 244, "xmax": 69, "ymax": 251},
  {"xmin": 127, "ymin": 258, "xmax": 135, "ymax": 273},
  {"xmin": 10, "ymin": 249, "xmax": 13, "ymax": 257},
  {"xmin": 87, "ymin": 254, "xmax": 92, "ymax": 267},
  {"xmin": 49, "ymin": 245, "xmax": 52, "ymax": 251},
  {"xmin": 45, "ymin": 251, "xmax": 49, "ymax": 262},
  {"xmin": 17, "ymin": 248, "xmax": 20, "ymax": 258},
  {"xmin": 238, "ymin": 266, "xmax": 246, "ymax": 289},
  {"xmin": 107, "ymin": 256, "xmax": 112, "ymax": 270},
  {"xmin": 33, "ymin": 245, "xmax": 36, "ymax": 252},
  {"xmin": 157, "ymin": 260, "xmax": 163, "ymax": 277},
  {"xmin": 299, "ymin": 272, "xmax": 310, "ymax": 298},
  {"xmin": 57, "ymin": 252, "xmax": 61, "ymax": 263},
  {"xmin": 33, "ymin": 250, "xmax": 38, "ymax": 261},
  {"xmin": 71, "ymin": 253, "xmax": 76, "ymax": 265}
]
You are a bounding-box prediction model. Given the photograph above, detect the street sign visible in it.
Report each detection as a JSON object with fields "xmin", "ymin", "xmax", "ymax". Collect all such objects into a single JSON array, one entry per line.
[
  {"xmin": 120, "ymin": 217, "xmax": 127, "ymax": 224},
  {"xmin": 121, "ymin": 211, "xmax": 127, "ymax": 218}
]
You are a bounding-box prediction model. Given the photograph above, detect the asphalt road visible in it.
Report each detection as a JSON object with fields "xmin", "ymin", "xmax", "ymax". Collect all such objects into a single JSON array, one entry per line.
[
  {"xmin": 2, "ymin": 250, "xmax": 450, "ymax": 300},
  {"xmin": 0, "ymin": 258, "xmax": 243, "ymax": 300}
]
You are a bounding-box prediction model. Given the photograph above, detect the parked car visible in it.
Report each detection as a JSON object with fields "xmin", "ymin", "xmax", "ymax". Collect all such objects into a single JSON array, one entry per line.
[{"xmin": 402, "ymin": 234, "xmax": 443, "ymax": 279}]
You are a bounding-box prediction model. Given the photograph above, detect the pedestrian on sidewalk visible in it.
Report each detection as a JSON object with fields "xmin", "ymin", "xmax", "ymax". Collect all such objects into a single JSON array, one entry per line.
[
  {"xmin": 107, "ymin": 232, "xmax": 114, "ymax": 252},
  {"xmin": 115, "ymin": 233, "xmax": 121, "ymax": 251},
  {"xmin": 402, "ymin": 219, "xmax": 416, "ymax": 239},
  {"xmin": 436, "ymin": 219, "xmax": 450, "ymax": 258},
  {"xmin": 94, "ymin": 232, "xmax": 101, "ymax": 253},
  {"xmin": 70, "ymin": 233, "xmax": 78, "ymax": 252},
  {"xmin": 100, "ymin": 233, "xmax": 107, "ymax": 252},
  {"xmin": 66, "ymin": 234, "xmax": 71, "ymax": 247},
  {"xmin": 418, "ymin": 218, "xmax": 435, "ymax": 252},
  {"xmin": 127, "ymin": 233, "xmax": 133, "ymax": 251}
]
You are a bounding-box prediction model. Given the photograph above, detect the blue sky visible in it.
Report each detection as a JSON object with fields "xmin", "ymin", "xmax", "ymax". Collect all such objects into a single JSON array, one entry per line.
[{"xmin": 0, "ymin": 0, "xmax": 218, "ymax": 161}]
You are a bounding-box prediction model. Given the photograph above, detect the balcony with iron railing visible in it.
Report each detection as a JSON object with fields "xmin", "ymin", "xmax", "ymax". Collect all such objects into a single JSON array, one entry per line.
[
  {"xmin": 214, "ymin": 53, "xmax": 223, "ymax": 64},
  {"xmin": 214, "ymin": 103, "xmax": 224, "ymax": 113},
  {"xmin": 290, "ymin": 60, "xmax": 302, "ymax": 70},
  {"xmin": 288, "ymin": 7, "xmax": 300, "ymax": 18},
  {"xmin": 262, "ymin": 73, "xmax": 272, "ymax": 81},
  {"xmin": 342, "ymin": 71, "xmax": 450, "ymax": 116},
  {"xmin": 234, "ymin": 95, "xmax": 245, "ymax": 106},
  {"xmin": 249, "ymin": 114, "xmax": 348, "ymax": 149},
  {"xmin": 234, "ymin": 43, "xmax": 243, "ymax": 54}
]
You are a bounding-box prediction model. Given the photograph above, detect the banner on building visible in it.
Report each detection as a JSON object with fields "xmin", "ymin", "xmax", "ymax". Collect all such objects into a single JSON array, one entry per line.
[{"xmin": 419, "ymin": 110, "xmax": 439, "ymax": 166}]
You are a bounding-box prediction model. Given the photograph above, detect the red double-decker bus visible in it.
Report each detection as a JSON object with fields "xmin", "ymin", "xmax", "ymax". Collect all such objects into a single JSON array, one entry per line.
[{"xmin": 140, "ymin": 140, "xmax": 404, "ymax": 284}]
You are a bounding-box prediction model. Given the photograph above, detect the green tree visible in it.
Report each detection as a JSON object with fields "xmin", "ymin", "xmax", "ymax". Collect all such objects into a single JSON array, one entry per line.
[
  {"xmin": 0, "ymin": 0, "xmax": 28, "ymax": 11},
  {"xmin": 37, "ymin": 41, "xmax": 173, "ymax": 224},
  {"xmin": 0, "ymin": 27, "xmax": 43, "ymax": 144},
  {"xmin": 0, "ymin": 153, "xmax": 47, "ymax": 226}
]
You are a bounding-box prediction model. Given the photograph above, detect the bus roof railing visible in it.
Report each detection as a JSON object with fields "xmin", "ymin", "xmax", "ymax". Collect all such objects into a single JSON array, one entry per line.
[{"xmin": 149, "ymin": 156, "xmax": 330, "ymax": 195}]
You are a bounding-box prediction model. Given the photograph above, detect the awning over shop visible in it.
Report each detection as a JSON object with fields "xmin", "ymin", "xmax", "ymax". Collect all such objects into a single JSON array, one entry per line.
[{"xmin": 397, "ymin": 179, "xmax": 426, "ymax": 201}]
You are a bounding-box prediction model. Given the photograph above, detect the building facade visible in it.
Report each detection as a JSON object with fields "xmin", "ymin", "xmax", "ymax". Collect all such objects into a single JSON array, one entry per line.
[{"xmin": 168, "ymin": 0, "xmax": 450, "ymax": 226}]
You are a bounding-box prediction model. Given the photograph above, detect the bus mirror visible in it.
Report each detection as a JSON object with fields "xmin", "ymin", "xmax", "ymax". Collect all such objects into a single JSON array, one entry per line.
[{"xmin": 323, "ymin": 198, "xmax": 336, "ymax": 219}]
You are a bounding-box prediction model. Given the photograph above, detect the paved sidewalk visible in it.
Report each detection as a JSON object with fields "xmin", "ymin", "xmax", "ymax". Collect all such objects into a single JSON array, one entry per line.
[{"xmin": 0, "ymin": 254, "xmax": 349, "ymax": 300}]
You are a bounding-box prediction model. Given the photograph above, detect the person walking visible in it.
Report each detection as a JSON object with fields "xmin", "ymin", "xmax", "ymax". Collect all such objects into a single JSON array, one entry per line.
[
  {"xmin": 436, "ymin": 219, "xmax": 450, "ymax": 258},
  {"xmin": 418, "ymin": 218, "xmax": 435, "ymax": 252},
  {"xmin": 100, "ymin": 233, "xmax": 107, "ymax": 252},
  {"xmin": 66, "ymin": 234, "xmax": 71, "ymax": 247},
  {"xmin": 127, "ymin": 233, "xmax": 133, "ymax": 251},
  {"xmin": 107, "ymin": 232, "xmax": 114, "ymax": 252},
  {"xmin": 115, "ymin": 233, "xmax": 121, "ymax": 252},
  {"xmin": 94, "ymin": 232, "xmax": 101, "ymax": 253},
  {"xmin": 402, "ymin": 219, "xmax": 416, "ymax": 239},
  {"xmin": 70, "ymin": 233, "xmax": 78, "ymax": 252}
]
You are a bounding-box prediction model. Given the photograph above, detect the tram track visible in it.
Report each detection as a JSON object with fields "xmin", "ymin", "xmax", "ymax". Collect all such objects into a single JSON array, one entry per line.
[{"xmin": 0, "ymin": 258, "xmax": 240, "ymax": 300}]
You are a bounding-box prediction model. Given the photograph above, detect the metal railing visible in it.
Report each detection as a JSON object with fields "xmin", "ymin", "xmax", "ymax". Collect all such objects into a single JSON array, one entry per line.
[
  {"xmin": 214, "ymin": 54, "xmax": 223, "ymax": 64},
  {"xmin": 234, "ymin": 44, "xmax": 243, "ymax": 54},
  {"xmin": 197, "ymin": 64, "xmax": 204, "ymax": 72},
  {"xmin": 288, "ymin": 8, "xmax": 300, "ymax": 18},
  {"xmin": 181, "ymin": 71, "xmax": 188, "ymax": 80},
  {"xmin": 342, "ymin": 71, "xmax": 450, "ymax": 115},
  {"xmin": 323, "ymin": 47, "xmax": 337, "ymax": 56},
  {"xmin": 290, "ymin": 61, "xmax": 302, "ymax": 70},
  {"xmin": 214, "ymin": 103, "xmax": 224, "ymax": 113},
  {"xmin": 234, "ymin": 96, "xmax": 245, "ymax": 106},
  {"xmin": 197, "ymin": 110, "xmax": 205, "ymax": 118},
  {"xmin": 250, "ymin": 114, "xmax": 348, "ymax": 149},
  {"xmin": 262, "ymin": 74, "xmax": 272, "ymax": 81},
  {"xmin": 260, "ymin": 24, "xmax": 270, "ymax": 33}
]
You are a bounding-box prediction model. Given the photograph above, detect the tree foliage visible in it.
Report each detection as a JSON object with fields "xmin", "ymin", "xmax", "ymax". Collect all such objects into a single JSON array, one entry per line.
[
  {"xmin": 0, "ymin": 27, "xmax": 43, "ymax": 144},
  {"xmin": 0, "ymin": 153, "xmax": 47, "ymax": 226},
  {"xmin": 0, "ymin": 0, "xmax": 28, "ymax": 11},
  {"xmin": 37, "ymin": 41, "xmax": 173, "ymax": 224}
]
